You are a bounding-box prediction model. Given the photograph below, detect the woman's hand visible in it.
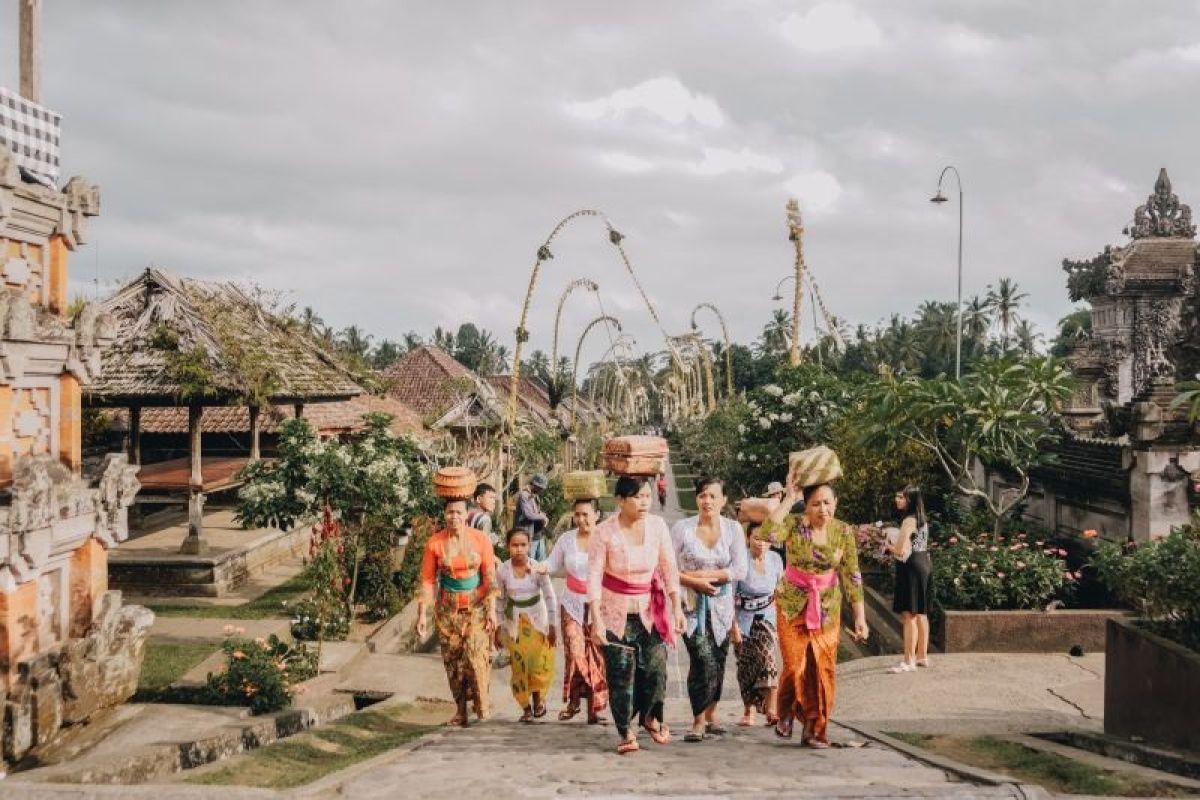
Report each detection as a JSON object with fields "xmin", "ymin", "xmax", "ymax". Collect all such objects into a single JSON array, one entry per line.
[
  {"xmin": 852, "ymin": 617, "xmax": 870, "ymax": 643},
  {"xmin": 590, "ymin": 619, "xmax": 607, "ymax": 649},
  {"xmin": 415, "ymin": 611, "xmax": 428, "ymax": 640},
  {"xmin": 730, "ymin": 626, "xmax": 743, "ymax": 651},
  {"xmin": 531, "ymin": 562, "xmax": 549, "ymax": 575},
  {"xmin": 673, "ymin": 607, "xmax": 687, "ymax": 635},
  {"xmin": 485, "ymin": 609, "xmax": 498, "ymax": 635},
  {"xmin": 693, "ymin": 578, "xmax": 719, "ymax": 597}
]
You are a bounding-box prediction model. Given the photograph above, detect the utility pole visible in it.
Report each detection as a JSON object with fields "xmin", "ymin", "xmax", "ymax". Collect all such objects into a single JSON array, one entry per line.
[
  {"xmin": 19, "ymin": 0, "xmax": 43, "ymax": 103},
  {"xmin": 785, "ymin": 198, "xmax": 806, "ymax": 366}
]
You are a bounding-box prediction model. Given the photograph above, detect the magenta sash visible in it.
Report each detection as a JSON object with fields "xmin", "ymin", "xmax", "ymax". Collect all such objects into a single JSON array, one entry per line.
[
  {"xmin": 602, "ymin": 571, "xmax": 674, "ymax": 646},
  {"xmin": 784, "ymin": 565, "xmax": 838, "ymax": 631},
  {"xmin": 565, "ymin": 574, "xmax": 588, "ymax": 595}
]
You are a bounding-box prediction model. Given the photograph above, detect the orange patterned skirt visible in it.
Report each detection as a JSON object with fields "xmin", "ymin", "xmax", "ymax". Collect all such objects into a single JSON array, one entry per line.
[
  {"xmin": 776, "ymin": 615, "xmax": 840, "ymax": 743},
  {"xmin": 561, "ymin": 613, "xmax": 608, "ymax": 714}
]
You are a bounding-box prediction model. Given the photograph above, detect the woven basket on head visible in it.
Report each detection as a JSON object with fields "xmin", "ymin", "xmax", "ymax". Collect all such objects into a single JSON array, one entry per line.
[
  {"xmin": 433, "ymin": 466, "xmax": 478, "ymax": 500},
  {"xmin": 788, "ymin": 446, "xmax": 842, "ymax": 488},
  {"xmin": 563, "ymin": 470, "xmax": 608, "ymax": 501}
]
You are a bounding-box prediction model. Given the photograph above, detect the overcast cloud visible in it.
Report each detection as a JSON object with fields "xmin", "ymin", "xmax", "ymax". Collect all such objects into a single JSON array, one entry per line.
[{"xmin": 4, "ymin": 1, "xmax": 1200, "ymax": 363}]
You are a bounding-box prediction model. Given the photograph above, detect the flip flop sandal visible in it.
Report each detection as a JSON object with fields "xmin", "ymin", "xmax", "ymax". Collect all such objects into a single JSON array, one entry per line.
[
  {"xmin": 736, "ymin": 717, "xmax": 754, "ymax": 727},
  {"xmin": 683, "ymin": 731, "xmax": 707, "ymax": 743},
  {"xmin": 559, "ymin": 706, "xmax": 581, "ymax": 721},
  {"xmin": 644, "ymin": 723, "xmax": 671, "ymax": 745},
  {"xmin": 774, "ymin": 719, "xmax": 793, "ymax": 739},
  {"xmin": 533, "ymin": 703, "xmax": 548, "ymax": 719},
  {"xmin": 588, "ymin": 714, "xmax": 607, "ymax": 725},
  {"xmin": 803, "ymin": 737, "xmax": 830, "ymax": 749},
  {"xmin": 519, "ymin": 709, "xmax": 534, "ymax": 723},
  {"xmin": 617, "ymin": 739, "xmax": 640, "ymax": 755},
  {"xmin": 765, "ymin": 714, "xmax": 780, "ymax": 726},
  {"xmin": 706, "ymin": 723, "xmax": 728, "ymax": 736}
]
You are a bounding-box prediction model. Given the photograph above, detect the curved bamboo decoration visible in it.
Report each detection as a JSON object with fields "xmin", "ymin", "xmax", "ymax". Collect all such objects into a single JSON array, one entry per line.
[
  {"xmin": 507, "ymin": 209, "xmax": 680, "ymax": 435},
  {"xmin": 551, "ymin": 278, "xmax": 599, "ymax": 375},
  {"xmin": 691, "ymin": 302, "xmax": 734, "ymax": 397},
  {"xmin": 571, "ymin": 315, "xmax": 622, "ymax": 430}
]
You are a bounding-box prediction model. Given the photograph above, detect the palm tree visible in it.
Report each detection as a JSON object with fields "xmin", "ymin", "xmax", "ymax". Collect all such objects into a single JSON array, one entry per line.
[
  {"xmin": 524, "ymin": 350, "xmax": 551, "ymax": 382},
  {"xmin": 1014, "ymin": 320, "xmax": 1042, "ymax": 356},
  {"xmin": 1051, "ymin": 308, "xmax": 1091, "ymax": 357},
  {"xmin": 757, "ymin": 309, "xmax": 792, "ymax": 358},
  {"xmin": 371, "ymin": 339, "xmax": 403, "ymax": 370},
  {"xmin": 985, "ymin": 278, "xmax": 1028, "ymax": 351},
  {"xmin": 915, "ymin": 301, "xmax": 957, "ymax": 375},
  {"xmin": 431, "ymin": 326, "xmax": 456, "ymax": 352},
  {"xmin": 337, "ymin": 326, "xmax": 373, "ymax": 361},
  {"xmin": 401, "ymin": 331, "xmax": 423, "ymax": 353},
  {"xmin": 962, "ymin": 295, "xmax": 992, "ymax": 358},
  {"xmin": 299, "ymin": 306, "xmax": 325, "ymax": 336}
]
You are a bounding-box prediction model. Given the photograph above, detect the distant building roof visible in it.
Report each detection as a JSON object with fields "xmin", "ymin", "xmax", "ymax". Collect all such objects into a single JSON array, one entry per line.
[
  {"xmin": 87, "ymin": 268, "xmax": 363, "ymax": 406},
  {"xmin": 380, "ymin": 345, "xmax": 482, "ymax": 419},
  {"xmin": 109, "ymin": 395, "xmax": 431, "ymax": 440}
]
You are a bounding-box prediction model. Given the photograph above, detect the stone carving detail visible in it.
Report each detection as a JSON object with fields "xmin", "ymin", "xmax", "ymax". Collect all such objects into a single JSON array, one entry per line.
[
  {"xmin": 93, "ymin": 453, "xmax": 140, "ymax": 546},
  {"xmin": 1132, "ymin": 299, "xmax": 1181, "ymax": 397},
  {"xmin": 1128, "ymin": 168, "xmax": 1196, "ymax": 239},
  {"xmin": 4, "ymin": 291, "xmax": 36, "ymax": 339}
]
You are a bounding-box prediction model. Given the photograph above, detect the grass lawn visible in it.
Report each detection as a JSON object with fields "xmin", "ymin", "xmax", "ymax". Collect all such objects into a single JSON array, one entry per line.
[
  {"xmin": 885, "ymin": 733, "xmax": 1190, "ymax": 797},
  {"xmin": 144, "ymin": 572, "xmax": 311, "ymax": 619},
  {"xmin": 186, "ymin": 702, "xmax": 446, "ymax": 788},
  {"xmin": 134, "ymin": 640, "xmax": 221, "ymax": 702}
]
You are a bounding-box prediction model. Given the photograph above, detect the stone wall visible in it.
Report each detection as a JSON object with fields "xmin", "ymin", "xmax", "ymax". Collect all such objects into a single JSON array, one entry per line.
[
  {"xmin": 1105, "ymin": 618, "xmax": 1200, "ymax": 752},
  {"xmin": 3, "ymin": 590, "xmax": 152, "ymax": 762}
]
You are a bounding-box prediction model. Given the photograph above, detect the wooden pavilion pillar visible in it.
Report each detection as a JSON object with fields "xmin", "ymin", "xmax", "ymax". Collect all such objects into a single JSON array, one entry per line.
[
  {"xmin": 248, "ymin": 404, "xmax": 261, "ymax": 461},
  {"xmin": 127, "ymin": 405, "xmax": 142, "ymax": 466},
  {"xmin": 293, "ymin": 402, "xmax": 304, "ymax": 419},
  {"xmin": 179, "ymin": 404, "xmax": 208, "ymax": 555}
]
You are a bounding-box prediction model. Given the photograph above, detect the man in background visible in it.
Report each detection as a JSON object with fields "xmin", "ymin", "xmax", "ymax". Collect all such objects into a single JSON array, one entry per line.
[
  {"xmin": 467, "ymin": 483, "xmax": 498, "ymax": 545},
  {"xmin": 514, "ymin": 473, "xmax": 550, "ymax": 560}
]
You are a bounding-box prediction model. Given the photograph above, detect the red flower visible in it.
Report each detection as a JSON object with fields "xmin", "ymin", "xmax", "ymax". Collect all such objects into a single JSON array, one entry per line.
[{"xmin": 1082, "ymin": 529, "xmax": 1099, "ymax": 539}]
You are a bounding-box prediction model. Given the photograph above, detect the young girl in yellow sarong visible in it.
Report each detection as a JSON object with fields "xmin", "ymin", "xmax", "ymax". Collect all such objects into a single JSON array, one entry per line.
[{"xmin": 495, "ymin": 528, "xmax": 558, "ymax": 721}]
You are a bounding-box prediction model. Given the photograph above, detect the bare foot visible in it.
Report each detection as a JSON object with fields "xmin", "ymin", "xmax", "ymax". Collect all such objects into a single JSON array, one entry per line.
[{"xmin": 737, "ymin": 710, "xmax": 755, "ymax": 727}]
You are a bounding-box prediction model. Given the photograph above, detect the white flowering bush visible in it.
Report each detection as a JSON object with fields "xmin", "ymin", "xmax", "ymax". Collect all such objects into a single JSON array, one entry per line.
[{"xmin": 236, "ymin": 413, "xmax": 437, "ymax": 620}]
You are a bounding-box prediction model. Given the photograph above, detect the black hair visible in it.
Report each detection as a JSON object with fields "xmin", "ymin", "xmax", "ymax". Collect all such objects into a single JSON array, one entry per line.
[
  {"xmin": 572, "ymin": 497, "xmax": 600, "ymax": 512},
  {"xmin": 895, "ymin": 485, "xmax": 927, "ymax": 528},
  {"xmin": 802, "ymin": 482, "xmax": 837, "ymax": 504},
  {"xmin": 743, "ymin": 520, "xmax": 762, "ymax": 538},
  {"xmin": 473, "ymin": 482, "xmax": 495, "ymax": 500},
  {"xmin": 505, "ymin": 527, "xmax": 531, "ymax": 545},
  {"xmin": 694, "ymin": 476, "xmax": 725, "ymax": 495},
  {"xmin": 443, "ymin": 497, "xmax": 468, "ymax": 509},
  {"xmin": 614, "ymin": 475, "xmax": 649, "ymax": 499}
]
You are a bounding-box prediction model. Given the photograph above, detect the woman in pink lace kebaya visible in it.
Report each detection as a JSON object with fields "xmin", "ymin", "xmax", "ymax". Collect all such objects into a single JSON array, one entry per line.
[{"xmin": 587, "ymin": 476, "xmax": 685, "ymax": 755}]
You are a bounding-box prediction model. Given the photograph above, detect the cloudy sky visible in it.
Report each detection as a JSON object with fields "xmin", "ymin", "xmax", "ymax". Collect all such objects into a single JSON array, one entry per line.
[{"xmin": 4, "ymin": 1, "xmax": 1200, "ymax": 362}]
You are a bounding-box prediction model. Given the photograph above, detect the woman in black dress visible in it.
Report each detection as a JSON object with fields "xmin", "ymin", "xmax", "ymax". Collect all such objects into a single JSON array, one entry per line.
[{"xmin": 887, "ymin": 485, "xmax": 932, "ymax": 673}]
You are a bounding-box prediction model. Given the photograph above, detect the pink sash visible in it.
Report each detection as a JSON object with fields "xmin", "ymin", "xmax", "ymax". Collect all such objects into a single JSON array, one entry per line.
[
  {"xmin": 784, "ymin": 565, "xmax": 838, "ymax": 631},
  {"xmin": 602, "ymin": 571, "xmax": 674, "ymax": 646},
  {"xmin": 565, "ymin": 574, "xmax": 588, "ymax": 595}
]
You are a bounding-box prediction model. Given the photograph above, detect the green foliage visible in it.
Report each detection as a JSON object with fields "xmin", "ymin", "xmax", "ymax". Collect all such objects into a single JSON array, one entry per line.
[
  {"xmin": 206, "ymin": 633, "xmax": 318, "ymax": 714},
  {"xmin": 1093, "ymin": 523, "xmax": 1200, "ymax": 650},
  {"xmin": 236, "ymin": 413, "xmax": 432, "ymax": 620},
  {"xmin": 859, "ymin": 356, "xmax": 1075, "ymax": 534},
  {"xmin": 395, "ymin": 517, "xmax": 435, "ymax": 605},
  {"xmin": 933, "ymin": 529, "xmax": 1076, "ymax": 610}
]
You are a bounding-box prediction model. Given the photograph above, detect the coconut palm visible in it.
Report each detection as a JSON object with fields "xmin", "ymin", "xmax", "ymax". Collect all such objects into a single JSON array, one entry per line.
[
  {"xmin": 1014, "ymin": 320, "xmax": 1042, "ymax": 356},
  {"xmin": 757, "ymin": 309, "xmax": 792, "ymax": 358},
  {"xmin": 985, "ymin": 278, "xmax": 1028, "ymax": 351}
]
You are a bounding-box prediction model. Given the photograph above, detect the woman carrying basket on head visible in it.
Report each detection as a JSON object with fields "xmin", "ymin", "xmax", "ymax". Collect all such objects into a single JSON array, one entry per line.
[{"xmin": 757, "ymin": 447, "xmax": 869, "ymax": 748}]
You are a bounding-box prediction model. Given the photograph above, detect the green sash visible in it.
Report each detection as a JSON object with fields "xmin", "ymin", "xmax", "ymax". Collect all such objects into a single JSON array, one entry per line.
[
  {"xmin": 438, "ymin": 572, "xmax": 481, "ymax": 593},
  {"xmin": 505, "ymin": 593, "xmax": 541, "ymax": 617}
]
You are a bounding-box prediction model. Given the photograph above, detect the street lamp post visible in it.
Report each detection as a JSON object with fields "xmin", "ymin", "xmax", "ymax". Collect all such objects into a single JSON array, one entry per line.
[{"xmin": 930, "ymin": 166, "xmax": 964, "ymax": 380}]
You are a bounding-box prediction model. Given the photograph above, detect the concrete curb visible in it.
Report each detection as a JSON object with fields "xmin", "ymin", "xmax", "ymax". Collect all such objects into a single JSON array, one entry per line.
[{"xmin": 834, "ymin": 721, "xmax": 1053, "ymax": 800}]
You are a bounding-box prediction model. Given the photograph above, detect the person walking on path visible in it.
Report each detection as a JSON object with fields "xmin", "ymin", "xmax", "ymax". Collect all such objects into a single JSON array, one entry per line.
[
  {"xmin": 515, "ymin": 473, "xmax": 551, "ymax": 560},
  {"xmin": 467, "ymin": 483, "xmax": 498, "ymax": 546},
  {"xmin": 760, "ymin": 463, "xmax": 868, "ymax": 748},
  {"xmin": 670, "ymin": 477, "xmax": 748, "ymax": 743},
  {"xmin": 887, "ymin": 485, "xmax": 933, "ymax": 673},
  {"xmin": 734, "ymin": 520, "xmax": 784, "ymax": 728},
  {"xmin": 656, "ymin": 473, "xmax": 668, "ymax": 510},
  {"xmin": 588, "ymin": 476, "xmax": 685, "ymax": 755},
  {"xmin": 416, "ymin": 498, "xmax": 499, "ymax": 727},
  {"xmin": 542, "ymin": 498, "xmax": 609, "ymax": 723},
  {"xmin": 495, "ymin": 528, "xmax": 558, "ymax": 722}
]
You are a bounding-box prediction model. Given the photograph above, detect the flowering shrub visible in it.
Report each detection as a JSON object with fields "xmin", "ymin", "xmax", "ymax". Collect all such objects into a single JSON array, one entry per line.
[
  {"xmin": 1093, "ymin": 523, "xmax": 1200, "ymax": 651},
  {"xmin": 207, "ymin": 629, "xmax": 318, "ymax": 714},
  {"xmin": 932, "ymin": 530, "xmax": 1076, "ymax": 610},
  {"xmin": 289, "ymin": 598, "xmax": 349, "ymax": 642}
]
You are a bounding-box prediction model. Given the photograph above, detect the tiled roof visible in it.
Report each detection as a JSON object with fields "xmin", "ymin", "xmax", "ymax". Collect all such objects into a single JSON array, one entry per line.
[
  {"xmin": 485, "ymin": 375, "xmax": 556, "ymax": 425},
  {"xmin": 87, "ymin": 268, "xmax": 363, "ymax": 405},
  {"xmin": 108, "ymin": 395, "xmax": 431, "ymax": 439},
  {"xmin": 380, "ymin": 345, "xmax": 482, "ymax": 418},
  {"xmin": 1118, "ymin": 239, "xmax": 1198, "ymax": 279}
]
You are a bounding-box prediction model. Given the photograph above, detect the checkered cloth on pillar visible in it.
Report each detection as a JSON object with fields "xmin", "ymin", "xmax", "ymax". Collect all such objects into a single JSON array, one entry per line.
[{"xmin": 0, "ymin": 87, "xmax": 61, "ymax": 186}]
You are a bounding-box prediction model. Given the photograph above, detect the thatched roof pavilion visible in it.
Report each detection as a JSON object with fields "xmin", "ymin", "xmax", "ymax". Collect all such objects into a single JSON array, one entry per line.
[{"xmin": 86, "ymin": 268, "xmax": 364, "ymax": 552}]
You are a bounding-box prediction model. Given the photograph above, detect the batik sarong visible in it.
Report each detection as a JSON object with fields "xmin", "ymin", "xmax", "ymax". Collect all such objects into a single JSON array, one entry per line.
[
  {"xmin": 435, "ymin": 603, "xmax": 492, "ymax": 717},
  {"xmin": 776, "ymin": 614, "xmax": 840, "ymax": 742},
  {"xmin": 683, "ymin": 624, "xmax": 728, "ymax": 716},
  {"xmin": 736, "ymin": 616, "xmax": 778, "ymax": 712},
  {"xmin": 504, "ymin": 614, "xmax": 556, "ymax": 709},
  {"xmin": 603, "ymin": 614, "xmax": 667, "ymax": 737},
  {"xmin": 561, "ymin": 614, "xmax": 608, "ymax": 714}
]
